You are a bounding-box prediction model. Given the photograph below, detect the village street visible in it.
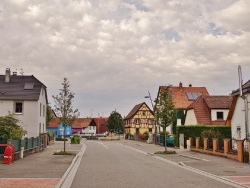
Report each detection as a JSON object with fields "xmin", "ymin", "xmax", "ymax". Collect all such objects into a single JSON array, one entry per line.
[
  {"xmin": 1, "ymin": 139, "xmax": 250, "ymax": 188},
  {"xmin": 70, "ymin": 139, "xmax": 249, "ymax": 188}
]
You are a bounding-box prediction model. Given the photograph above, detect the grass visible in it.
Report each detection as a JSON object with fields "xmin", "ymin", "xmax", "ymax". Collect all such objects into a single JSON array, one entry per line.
[
  {"xmin": 53, "ymin": 150, "xmax": 76, "ymax": 155},
  {"xmin": 154, "ymin": 150, "xmax": 176, "ymax": 154}
]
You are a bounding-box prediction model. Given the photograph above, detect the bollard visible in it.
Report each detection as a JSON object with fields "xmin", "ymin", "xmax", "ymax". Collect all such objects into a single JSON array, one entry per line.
[{"xmin": 20, "ymin": 147, "xmax": 24, "ymax": 159}]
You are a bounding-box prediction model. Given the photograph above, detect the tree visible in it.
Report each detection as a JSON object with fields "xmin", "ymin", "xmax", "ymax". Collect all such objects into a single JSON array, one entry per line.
[
  {"xmin": 52, "ymin": 78, "xmax": 80, "ymax": 152},
  {"xmin": 46, "ymin": 104, "xmax": 54, "ymax": 127},
  {"xmin": 154, "ymin": 87, "xmax": 176, "ymax": 151},
  {"xmin": 107, "ymin": 111, "xmax": 123, "ymax": 139},
  {"xmin": 0, "ymin": 114, "xmax": 26, "ymax": 140}
]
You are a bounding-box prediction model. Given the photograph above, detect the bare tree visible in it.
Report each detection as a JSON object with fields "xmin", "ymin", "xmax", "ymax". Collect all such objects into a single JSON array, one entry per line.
[{"xmin": 52, "ymin": 78, "xmax": 80, "ymax": 152}]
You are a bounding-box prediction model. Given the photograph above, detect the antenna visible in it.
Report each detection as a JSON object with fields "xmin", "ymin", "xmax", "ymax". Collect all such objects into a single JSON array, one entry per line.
[{"xmin": 238, "ymin": 65, "xmax": 243, "ymax": 96}]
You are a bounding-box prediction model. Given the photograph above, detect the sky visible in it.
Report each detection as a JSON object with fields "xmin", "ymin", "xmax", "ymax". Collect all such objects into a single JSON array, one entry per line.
[{"xmin": 0, "ymin": 0, "xmax": 250, "ymax": 118}]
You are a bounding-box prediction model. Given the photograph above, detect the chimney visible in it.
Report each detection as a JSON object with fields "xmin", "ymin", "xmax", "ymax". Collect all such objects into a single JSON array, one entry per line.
[
  {"xmin": 13, "ymin": 72, "xmax": 17, "ymax": 76},
  {"xmin": 179, "ymin": 82, "xmax": 183, "ymax": 92},
  {"xmin": 5, "ymin": 68, "xmax": 11, "ymax": 83},
  {"xmin": 189, "ymin": 84, "xmax": 192, "ymax": 87}
]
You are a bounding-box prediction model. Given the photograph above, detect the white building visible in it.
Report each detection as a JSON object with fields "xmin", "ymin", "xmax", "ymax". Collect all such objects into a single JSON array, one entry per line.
[
  {"xmin": 228, "ymin": 80, "xmax": 250, "ymax": 140},
  {"xmin": 0, "ymin": 68, "xmax": 48, "ymax": 137}
]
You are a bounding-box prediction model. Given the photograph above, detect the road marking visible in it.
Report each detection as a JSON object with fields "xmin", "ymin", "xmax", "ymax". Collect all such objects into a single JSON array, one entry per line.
[
  {"xmin": 97, "ymin": 142, "xmax": 109, "ymax": 149},
  {"xmin": 178, "ymin": 154, "xmax": 210, "ymax": 161},
  {"xmin": 119, "ymin": 143, "xmax": 246, "ymax": 188}
]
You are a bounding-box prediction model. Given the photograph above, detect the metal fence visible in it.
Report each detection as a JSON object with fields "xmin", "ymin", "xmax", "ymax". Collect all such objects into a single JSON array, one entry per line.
[{"xmin": 0, "ymin": 135, "xmax": 44, "ymax": 161}]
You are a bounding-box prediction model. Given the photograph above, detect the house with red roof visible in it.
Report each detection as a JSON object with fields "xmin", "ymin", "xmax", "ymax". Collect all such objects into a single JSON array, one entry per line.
[
  {"xmin": 124, "ymin": 102, "xmax": 154, "ymax": 140},
  {"xmin": 184, "ymin": 95, "xmax": 232, "ymax": 125},
  {"xmin": 227, "ymin": 79, "xmax": 250, "ymax": 140},
  {"xmin": 47, "ymin": 117, "xmax": 72, "ymax": 138},
  {"xmin": 93, "ymin": 117, "xmax": 109, "ymax": 134},
  {"xmin": 47, "ymin": 117, "xmax": 100, "ymax": 137},
  {"xmin": 156, "ymin": 82, "xmax": 209, "ymax": 134}
]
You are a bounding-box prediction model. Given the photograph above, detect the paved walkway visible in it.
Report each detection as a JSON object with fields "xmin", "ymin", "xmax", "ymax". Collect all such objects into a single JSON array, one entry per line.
[
  {"xmin": 1, "ymin": 138, "xmax": 250, "ymax": 187},
  {"xmin": 0, "ymin": 141, "xmax": 83, "ymax": 188}
]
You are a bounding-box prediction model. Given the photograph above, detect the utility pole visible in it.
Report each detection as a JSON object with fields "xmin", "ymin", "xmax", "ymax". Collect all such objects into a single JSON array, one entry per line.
[{"xmin": 238, "ymin": 65, "xmax": 249, "ymax": 140}]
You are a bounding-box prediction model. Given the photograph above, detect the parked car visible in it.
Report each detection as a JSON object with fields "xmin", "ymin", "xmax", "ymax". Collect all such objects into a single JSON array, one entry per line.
[
  {"xmin": 166, "ymin": 135, "xmax": 174, "ymax": 146},
  {"xmin": 96, "ymin": 131, "xmax": 108, "ymax": 137}
]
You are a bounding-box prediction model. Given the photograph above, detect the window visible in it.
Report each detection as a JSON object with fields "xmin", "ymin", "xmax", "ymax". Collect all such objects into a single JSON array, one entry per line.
[
  {"xmin": 134, "ymin": 119, "xmax": 141, "ymax": 124},
  {"xmin": 186, "ymin": 92, "xmax": 202, "ymax": 101},
  {"xmin": 147, "ymin": 119, "xmax": 153, "ymax": 125},
  {"xmin": 142, "ymin": 111, "xmax": 146, "ymax": 116},
  {"xmin": 15, "ymin": 102, "xmax": 23, "ymax": 114},
  {"xmin": 43, "ymin": 105, "xmax": 45, "ymax": 117},
  {"xmin": 217, "ymin": 112, "xmax": 224, "ymax": 120},
  {"xmin": 40, "ymin": 103, "xmax": 42, "ymax": 116}
]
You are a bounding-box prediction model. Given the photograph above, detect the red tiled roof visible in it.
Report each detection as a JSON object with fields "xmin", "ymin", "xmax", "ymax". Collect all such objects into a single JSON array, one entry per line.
[
  {"xmin": 158, "ymin": 83, "xmax": 209, "ymax": 109},
  {"xmin": 72, "ymin": 118, "xmax": 93, "ymax": 129},
  {"xmin": 186, "ymin": 95, "xmax": 232, "ymax": 125},
  {"xmin": 204, "ymin": 96, "xmax": 233, "ymax": 109},
  {"xmin": 48, "ymin": 118, "xmax": 61, "ymax": 128},
  {"xmin": 48, "ymin": 118, "xmax": 95, "ymax": 128},
  {"xmin": 191, "ymin": 96, "xmax": 211, "ymax": 125}
]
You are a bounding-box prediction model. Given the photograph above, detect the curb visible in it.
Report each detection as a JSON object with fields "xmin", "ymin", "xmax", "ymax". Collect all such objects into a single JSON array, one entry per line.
[{"xmin": 55, "ymin": 143, "xmax": 86, "ymax": 188}]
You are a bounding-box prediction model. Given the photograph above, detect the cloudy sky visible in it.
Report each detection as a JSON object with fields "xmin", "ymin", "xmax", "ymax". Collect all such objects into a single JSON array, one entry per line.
[{"xmin": 1, "ymin": 0, "xmax": 250, "ymax": 117}]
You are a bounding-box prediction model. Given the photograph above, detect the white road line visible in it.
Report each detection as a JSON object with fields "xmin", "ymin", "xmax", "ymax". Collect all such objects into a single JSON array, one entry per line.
[
  {"xmin": 97, "ymin": 141, "xmax": 109, "ymax": 149},
  {"xmin": 119, "ymin": 143, "xmax": 246, "ymax": 188}
]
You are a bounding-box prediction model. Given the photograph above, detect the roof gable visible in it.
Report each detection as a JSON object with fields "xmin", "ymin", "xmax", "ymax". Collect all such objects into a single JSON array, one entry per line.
[
  {"xmin": 125, "ymin": 102, "xmax": 153, "ymax": 119},
  {"xmin": 158, "ymin": 83, "xmax": 209, "ymax": 109},
  {"xmin": 186, "ymin": 95, "xmax": 232, "ymax": 125}
]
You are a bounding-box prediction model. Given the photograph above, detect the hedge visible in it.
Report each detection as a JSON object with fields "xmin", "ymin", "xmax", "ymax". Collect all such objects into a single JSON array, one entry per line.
[{"xmin": 175, "ymin": 125, "xmax": 231, "ymax": 146}]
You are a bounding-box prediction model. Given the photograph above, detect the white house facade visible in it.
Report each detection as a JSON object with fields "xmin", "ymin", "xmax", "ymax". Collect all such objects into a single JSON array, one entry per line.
[
  {"xmin": 231, "ymin": 94, "xmax": 250, "ymax": 140},
  {"xmin": 0, "ymin": 68, "xmax": 48, "ymax": 137}
]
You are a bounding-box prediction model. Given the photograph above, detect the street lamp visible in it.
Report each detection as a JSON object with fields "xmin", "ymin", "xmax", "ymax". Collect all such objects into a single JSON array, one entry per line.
[{"xmin": 145, "ymin": 91, "xmax": 157, "ymax": 144}]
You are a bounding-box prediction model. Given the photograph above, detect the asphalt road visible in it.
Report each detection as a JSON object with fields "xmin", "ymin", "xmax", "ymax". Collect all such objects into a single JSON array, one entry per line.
[{"xmin": 71, "ymin": 140, "xmax": 239, "ymax": 188}]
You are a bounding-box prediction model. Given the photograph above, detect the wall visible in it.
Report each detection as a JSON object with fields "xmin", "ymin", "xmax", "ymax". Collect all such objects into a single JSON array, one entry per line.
[
  {"xmin": 231, "ymin": 94, "xmax": 250, "ymax": 140},
  {"xmin": 184, "ymin": 109, "xmax": 197, "ymax": 125},
  {"xmin": 211, "ymin": 109, "xmax": 229, "ymax": 121}
]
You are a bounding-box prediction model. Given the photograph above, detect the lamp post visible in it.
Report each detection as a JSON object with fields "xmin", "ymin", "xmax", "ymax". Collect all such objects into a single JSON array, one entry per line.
[{"xmin": 145, "ymin": 91, "xmax": 157, "ymax": 144}]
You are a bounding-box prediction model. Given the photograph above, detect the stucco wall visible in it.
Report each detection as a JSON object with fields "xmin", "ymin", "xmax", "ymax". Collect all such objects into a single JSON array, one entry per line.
[
  {"xmin": 184, "ymin": 109, "xmax": 197, "ymax": 125},
  {"xmin": 211, "ymin": 109, "xmax": 229, "ymax": 121},
  {"xmin": 231, "ymin": 94, "xmax": 250, "ymax": 140},
  {"xmin": 0, "ymin": 87, "xmax": 47, "ymax": 138}
]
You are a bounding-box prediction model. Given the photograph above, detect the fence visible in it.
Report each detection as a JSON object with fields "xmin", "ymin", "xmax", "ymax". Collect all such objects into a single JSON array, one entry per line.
[
  {"xmin": 0, "ymin": 133, "xmax": 54, "ymax": 162},
  {"xmin": 189, "ymin": 137, "xmax": 250, "ymax": 163}
]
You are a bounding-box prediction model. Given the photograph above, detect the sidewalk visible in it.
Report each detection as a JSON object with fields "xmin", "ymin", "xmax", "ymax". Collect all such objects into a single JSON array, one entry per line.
[{"xmin": 0, "ymin": 140, "xmax": 83, "ymax": 188}]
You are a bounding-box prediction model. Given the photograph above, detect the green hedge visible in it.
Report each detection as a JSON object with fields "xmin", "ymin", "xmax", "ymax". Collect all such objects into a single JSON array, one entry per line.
[{"xmin": 175, "ymin": 125, "xmax": 231, "ymax": 146}]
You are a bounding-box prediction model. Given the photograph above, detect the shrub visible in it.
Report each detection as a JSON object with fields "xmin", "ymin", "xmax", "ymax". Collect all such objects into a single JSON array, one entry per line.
[
  {"xmin": 70, "ymin": 135, "xmax": 81, "ymax": 144},
  {"xmin": 154, "ymin": 150, "xmax": 176, "ymax": 154},
  {"xmin": 176, "ymin": 125, "xmax": 231, "ymax": 146},
  {"xmin": 56, "ymin": 137, "xmax": 68, "ymax": 141},
  {"xmin": 201, "ymin": 129, "xmax": 221, "ymax": 139},
  {"xmin": 53, "ymin": 150, "xmax": 75, "ymax": 155}
]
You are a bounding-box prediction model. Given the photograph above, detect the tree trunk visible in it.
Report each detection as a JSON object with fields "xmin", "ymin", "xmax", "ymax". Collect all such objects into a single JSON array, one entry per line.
[
  {"xmin": 64, "ymin": 125, "xmax": 66, "ymax": 152},
  {"xmin": 164, "ymin": 127, "xmax": 167, "ymax": 151}
]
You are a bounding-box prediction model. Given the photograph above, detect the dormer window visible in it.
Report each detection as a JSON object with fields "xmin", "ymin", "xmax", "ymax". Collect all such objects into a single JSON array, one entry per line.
[
  {"xmin": 217, "ymin": 112, "xmax": 224, "ymax": 120},
  {"xmin": 24, "ymin": 83, "xmax": 34, "ymax": 90}
]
